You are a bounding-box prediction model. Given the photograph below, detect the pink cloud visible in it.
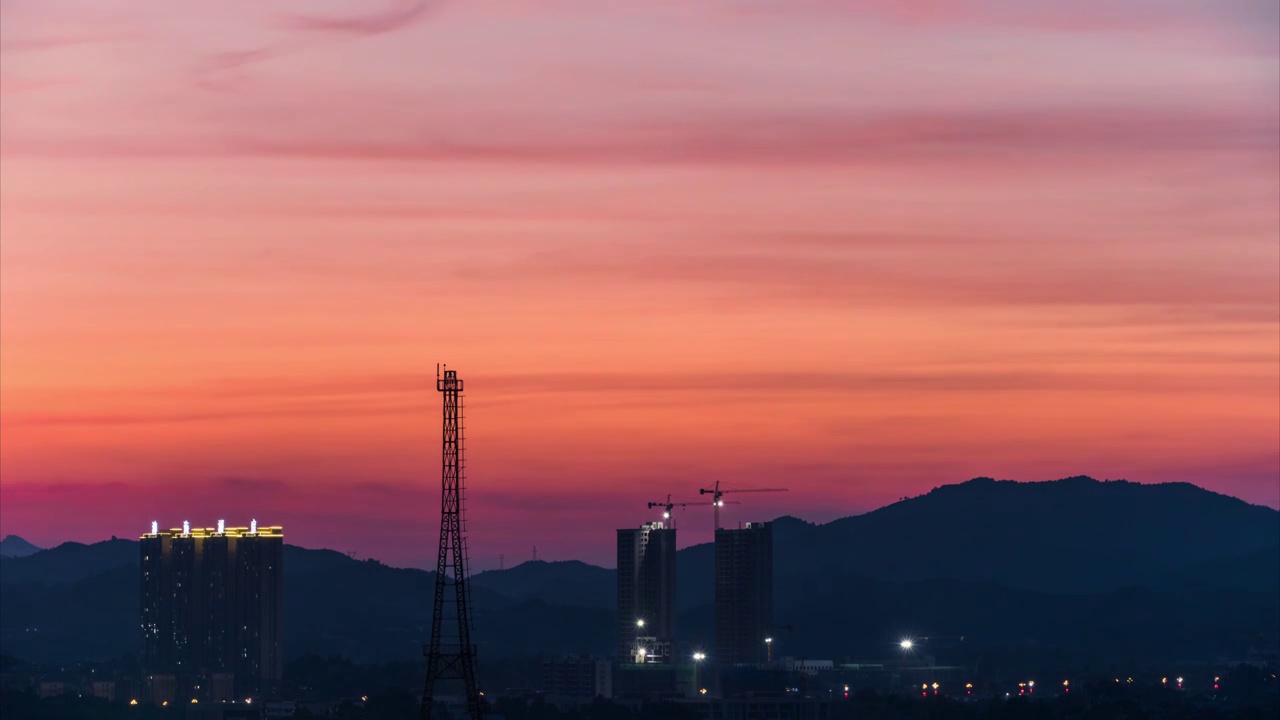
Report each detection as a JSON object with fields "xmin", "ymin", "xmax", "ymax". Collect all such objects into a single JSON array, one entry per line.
[
  {"xmin": 1, "ymin": 0, "xmax": 1275, "ymax": 563},
  {"xmin": 278, "ymin": 0, "xmax": 438, "ymax": 36}
]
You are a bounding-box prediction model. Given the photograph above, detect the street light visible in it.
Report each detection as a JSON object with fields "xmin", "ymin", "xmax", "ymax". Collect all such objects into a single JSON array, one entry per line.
[
  {"xmin": 636, "ymin": 619, "xmax": 645, "ymax": 628},
  {"xmin": 764, "ymin": 637, "xmax": 773, "ymax": 666},
  {"xmin": 692, "ymin": 651, "xmax": 707, "ymax": 693},
  {"xmin": 899, "ymin": 639, "xmax": 913, "ymax": 651}
]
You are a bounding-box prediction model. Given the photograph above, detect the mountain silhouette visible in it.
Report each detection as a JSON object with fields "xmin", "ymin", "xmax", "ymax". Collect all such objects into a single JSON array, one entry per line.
[
  {"xmin": 665, "ymin": 476, "xmax": 1279, "ymax": 608},
  {"xmin": 471, "ymin": 560, "xmax": 614, "ymax": 608},
  {"xmin": 0, "ymin": 535, "xmax": 43, "ymax": 559},
  {"xmin": 2, "ymin": 477, "xmax": 1275, "ymax": 667},
  {"xmin": 0, "ymin": 538, "xmax": 135, "ymax": 585},
  {"xmin": 775, "ymin": 476, "xmax": 1279, "ymax": 593}
]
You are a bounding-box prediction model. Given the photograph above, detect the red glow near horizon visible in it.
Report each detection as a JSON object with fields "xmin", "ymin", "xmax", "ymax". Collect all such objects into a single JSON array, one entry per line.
[{"xmin": 1, "ymin": 1, "xmax": 1277, "ymax": 568}]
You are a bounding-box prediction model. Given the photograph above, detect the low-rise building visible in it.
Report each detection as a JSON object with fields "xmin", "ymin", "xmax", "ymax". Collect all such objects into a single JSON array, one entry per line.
[
  {"xmin": 37, "ymin": 681, "xmax": 66, "ymax": 699},
  {"xmin": 783, "ymin": 659, "xmax": 834, "ymax": 675},
  {"xmin": 91, "ymin": 680, "xmax": 117, "ymax": 701},
  {"xmin": 540, "ymin": 656, "xmax": 612, "ymax": 709}
]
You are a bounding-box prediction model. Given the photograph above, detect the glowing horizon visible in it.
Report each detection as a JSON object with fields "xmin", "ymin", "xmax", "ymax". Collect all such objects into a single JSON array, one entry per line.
[{"xmin": 1, "ymin": 1, "xmax": 1277, "ymax": 567}]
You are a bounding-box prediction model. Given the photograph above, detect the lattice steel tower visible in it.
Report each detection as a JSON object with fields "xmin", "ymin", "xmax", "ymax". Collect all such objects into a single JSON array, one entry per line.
[{"xmin": 421, "ymin": 365, "xmax": 484, "ymax": 720}]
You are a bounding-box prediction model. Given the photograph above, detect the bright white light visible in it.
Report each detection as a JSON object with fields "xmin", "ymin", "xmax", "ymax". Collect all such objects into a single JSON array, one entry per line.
[
  {"xmin": 636, "ymin": 619, "xmax": 645, "ymax": 628},
  {"xmin": 663, "ymin": 512, "xmax": 670, "ymax": 519},
  {"xmin": 250, "ymin": 519, "xmax": 257, "ymax": 534},
  {"xmin": 693, "ymin": 652, "xmax": 706, "ymax": 662},
  {"xmin": 716, "ymin": 500, "xmax": 724, "ymax": 507},
  {"xmin": 150, "ymin": 521, "xmax": 159, "ymax": 535},
  {"xmin": 182, "ymin": 521, "xmax": 190, "ymax": 536},
  {"xmin": 765, "ymin": 637, "xmax": 773, "ymax": 644},
  {"xmin": 900, "ymin": 640, "xmax": 914, "ymax": 650},
  {"xmin": 217, "ymin": 519, "xmax": 225, "ymax": 534}
]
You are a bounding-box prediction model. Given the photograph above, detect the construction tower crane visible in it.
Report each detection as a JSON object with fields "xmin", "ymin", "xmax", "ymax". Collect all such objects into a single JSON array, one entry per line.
[
  {"xmin": 647, "ymin": 494, "xmax": 737, "ymax": 528},
  {"xmin": 698, "ymin": 481, "xmax": 788, "ymax": 532}
]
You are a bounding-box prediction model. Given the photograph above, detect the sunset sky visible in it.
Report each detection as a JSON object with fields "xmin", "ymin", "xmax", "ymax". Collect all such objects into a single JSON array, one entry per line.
[{"xmin": 2, "ymin": 0, "xmax": 1277, "ymax": 568}]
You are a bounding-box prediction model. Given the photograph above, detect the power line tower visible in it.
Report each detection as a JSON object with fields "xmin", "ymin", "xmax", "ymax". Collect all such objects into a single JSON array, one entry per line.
[{"xmin": 421, "ymin": 365, "xmax": 484, "ymax": 720}]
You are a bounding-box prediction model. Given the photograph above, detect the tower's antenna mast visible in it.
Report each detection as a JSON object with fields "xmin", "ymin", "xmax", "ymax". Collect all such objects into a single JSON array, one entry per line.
[{"xmin": 421, "ymin": 366, "xmax": 484, "ymax": 720}]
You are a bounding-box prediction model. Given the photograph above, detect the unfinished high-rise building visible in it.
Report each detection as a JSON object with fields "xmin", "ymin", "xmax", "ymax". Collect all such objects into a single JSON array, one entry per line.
[
  {"xmin": 714, "ymin": 521, "xmax": 773, "ymax": 666},
  {"xmin": 616, "ymin": 522, "xmax": 676, "ymax": 663}
]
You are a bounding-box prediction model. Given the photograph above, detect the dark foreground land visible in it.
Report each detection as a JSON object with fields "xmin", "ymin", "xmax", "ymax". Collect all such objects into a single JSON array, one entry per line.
[
  {"xmin": 3, "ymin": 663, "xmax": 1277, "ymax": 720},
  {"xmin": 3, "ymin": 688, "xmax": 1279, "ymax": 720}
]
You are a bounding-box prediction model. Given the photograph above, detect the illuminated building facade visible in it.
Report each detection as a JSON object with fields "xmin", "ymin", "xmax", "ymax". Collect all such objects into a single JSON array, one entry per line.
[
  {"xmin": 714, "ymin": 521, "xmax": 773, "ymax": 666},
  {"xmin": 616, "ymin": 522, "xmax": 676, "ymax": 663},
  {"xmin": 140, "ymin": 521, "xmax": 283, "ymax": 700}
]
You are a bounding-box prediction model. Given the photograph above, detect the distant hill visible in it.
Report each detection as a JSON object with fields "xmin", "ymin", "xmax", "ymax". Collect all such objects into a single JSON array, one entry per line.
[
  {"xmin": 0, "ymin": 546, "xmax": 610, "ymax": 664},
  {"xmin": 772, "ymin": 476, "xmax": 1280, "ymax": 593},
  {"xmin": 0, "ymin": 538, "xmax": 136, "ymax": 585},
  {"xmin": 1156, "ymin": 545, "xmax": 1280, "ymax": 594},
  {"xmin": 0, "ymin": 536, "xmax": 42, "ymax": 558},
  {"xmin": 665, "ymin": 476, "xmax": 1280, "ymax": 608},
  {"xmin": 471, "ymin": 560, "xmax": 615, "ymax": 609},
  {"xmin": 2, "ymin": 476, "xmax": 1275, "ymax": 667},
  {"xmin": 2, "ymin": 549, "xmax": 1272, "ymax": 668}
]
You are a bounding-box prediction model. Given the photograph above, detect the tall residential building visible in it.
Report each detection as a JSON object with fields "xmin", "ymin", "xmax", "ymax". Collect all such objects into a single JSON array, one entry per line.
[
  {"xmin": 714, "ymin": 521, "xmax": 773, "ymax": 666},
  {"xmin": 140, "ymin": 521, "xmax": 283, "ymax": 700},
  {"xmin": 616, "ymin": 522, "xmax": 676, "ymax": 663}
]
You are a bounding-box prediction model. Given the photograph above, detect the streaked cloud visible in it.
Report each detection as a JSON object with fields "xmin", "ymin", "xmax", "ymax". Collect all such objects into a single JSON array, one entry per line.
[{"xmin": 0, "ymin": 0, "xmax": 1275, "ymax": 564}]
